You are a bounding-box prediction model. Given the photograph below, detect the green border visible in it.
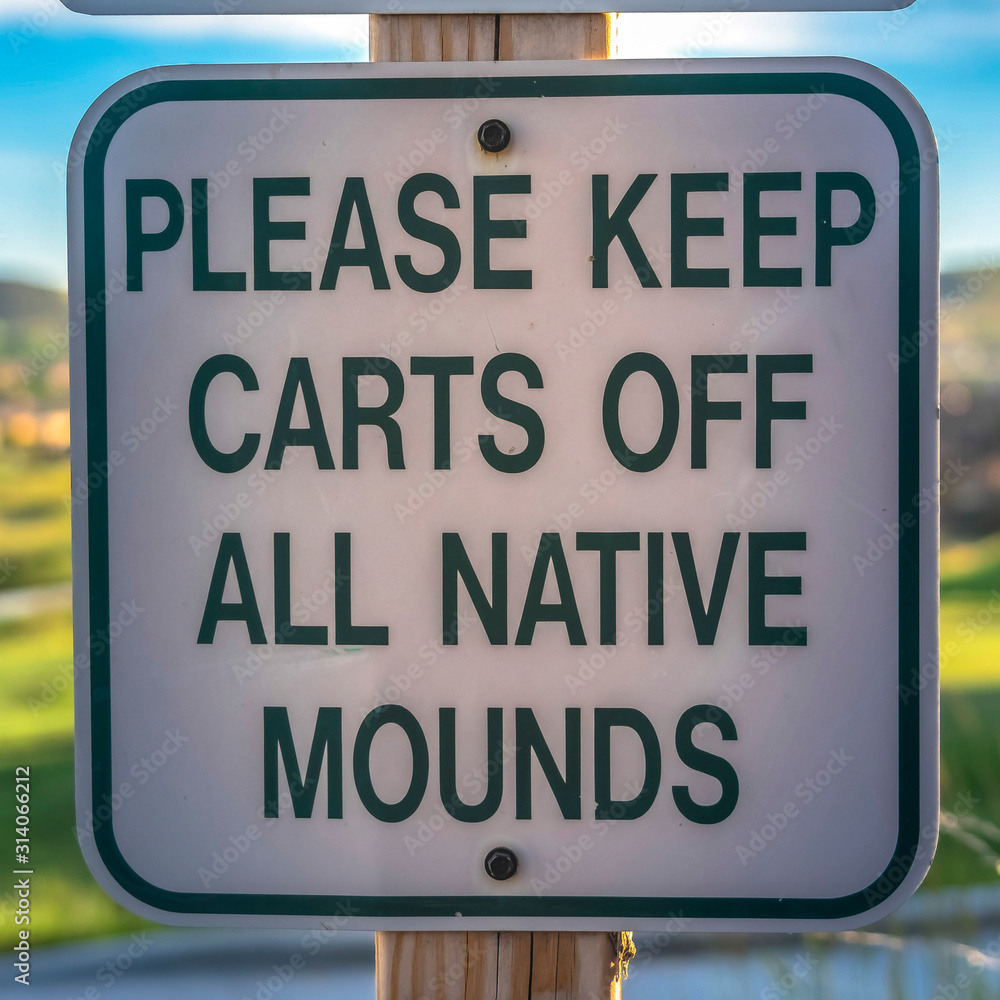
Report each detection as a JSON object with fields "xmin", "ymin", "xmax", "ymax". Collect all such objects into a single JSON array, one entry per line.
[{"xmin": 84, "ymin": 69, "xmax": 926, "ymax": 920}]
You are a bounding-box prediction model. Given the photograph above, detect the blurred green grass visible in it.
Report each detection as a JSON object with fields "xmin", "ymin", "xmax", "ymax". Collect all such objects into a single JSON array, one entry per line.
[
  {"xmin": 0, "ymin": 456, "xmax": 153, "ymax": 946},
  {"xmin": 0, "ymin": 452, "xmax": 72, "ymax": 591},
  {"xmin": 3, "ymin": 454, "xmax": 1000, "ymax": 944}
]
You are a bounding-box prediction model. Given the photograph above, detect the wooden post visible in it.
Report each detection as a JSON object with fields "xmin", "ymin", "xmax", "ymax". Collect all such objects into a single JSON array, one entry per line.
[
  {"xmin": 376, "ymin": 930, "xmax": 634, "ymax": 1000},
  {"xmin": 369, "ymin": 13, "xmax": 614, "ymax": 62},
  {"xmin": 369, "ymin": 11, "xmax": 632, "ymax": 1000}
]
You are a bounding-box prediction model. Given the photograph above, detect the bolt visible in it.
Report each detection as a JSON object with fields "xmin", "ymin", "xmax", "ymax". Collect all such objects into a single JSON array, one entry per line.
[
  {"xmin": 478, "ymin": 119, "xmax": 511, "ymax": 154},
  {"xmin": 484, "ymin": 846, "xmax": 518, "ymax": 881}
]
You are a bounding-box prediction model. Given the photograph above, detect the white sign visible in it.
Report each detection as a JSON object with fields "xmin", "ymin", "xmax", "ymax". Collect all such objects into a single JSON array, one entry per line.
[
  {"xmin": 60, "ymin": 0, "xmax": 918, "ymax": 13},
  {"xmin": 71, "ymin": 58, "xmax": 938, "ymax": 932}
]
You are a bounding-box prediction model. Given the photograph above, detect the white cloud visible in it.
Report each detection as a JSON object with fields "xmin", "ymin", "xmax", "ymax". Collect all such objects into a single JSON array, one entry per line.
[
  {"xmin": 617, "ymin": 6, "xmax": 1000, "ymax": 63},
  {"xmin": 616, "ymin": 12, "xmax": 824, "ymax": 60}
]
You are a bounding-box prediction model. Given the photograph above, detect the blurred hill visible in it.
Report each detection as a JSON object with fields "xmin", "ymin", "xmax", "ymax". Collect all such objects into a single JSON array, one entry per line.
[
  {"xmin": 0, "ymin": 281, "xmax": 69, "ymax": 410},
  {"xmin": 942, "ymin": 262, "xmax": 1000, "ymax": 362},
  {"xmin": 0, "ymin": 282, "xmax": 66, "ymax": 326},
  {"xmin": 940, "ymin": 263, "xmax": 1000, "ymax": 538}
]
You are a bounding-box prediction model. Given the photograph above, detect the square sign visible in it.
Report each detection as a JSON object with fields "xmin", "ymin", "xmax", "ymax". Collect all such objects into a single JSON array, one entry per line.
[{"xmin": 71, "ymin": 58, "xmax": 938, "ymax": 932}]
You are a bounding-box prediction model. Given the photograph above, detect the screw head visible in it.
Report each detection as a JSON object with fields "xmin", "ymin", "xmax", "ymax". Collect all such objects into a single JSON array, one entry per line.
[
  {"xmin": 478, "ymin": 119, "xmax": 512, "ymax": 154},
  {"xmin": 484, "ymin": 846, "xmax": 518, "ymax": 881}
]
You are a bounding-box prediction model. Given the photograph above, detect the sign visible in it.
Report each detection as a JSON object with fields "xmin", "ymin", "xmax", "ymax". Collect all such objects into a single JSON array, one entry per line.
[
  {"xmin": 60, "ymin": 0, "xmax": 918, "ymax": 14},
  {"xmin": 71, "ymin": 58, "xmax": 938, "ymax": 931}
]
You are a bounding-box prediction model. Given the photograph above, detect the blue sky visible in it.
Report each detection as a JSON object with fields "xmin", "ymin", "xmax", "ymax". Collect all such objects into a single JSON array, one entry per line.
[{"xmin": 0, "ymin": 0, "xmax": 997, "ymax": 290}]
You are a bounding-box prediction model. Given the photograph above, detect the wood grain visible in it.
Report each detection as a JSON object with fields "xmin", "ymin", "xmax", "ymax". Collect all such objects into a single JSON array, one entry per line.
[
  {"xmin": 369, "ymin": 13, "xmax": 615, "ymax": 62},
  {"xmin": 375, "ymin": 931, "xmax": 633, "ymax": 1000}
]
